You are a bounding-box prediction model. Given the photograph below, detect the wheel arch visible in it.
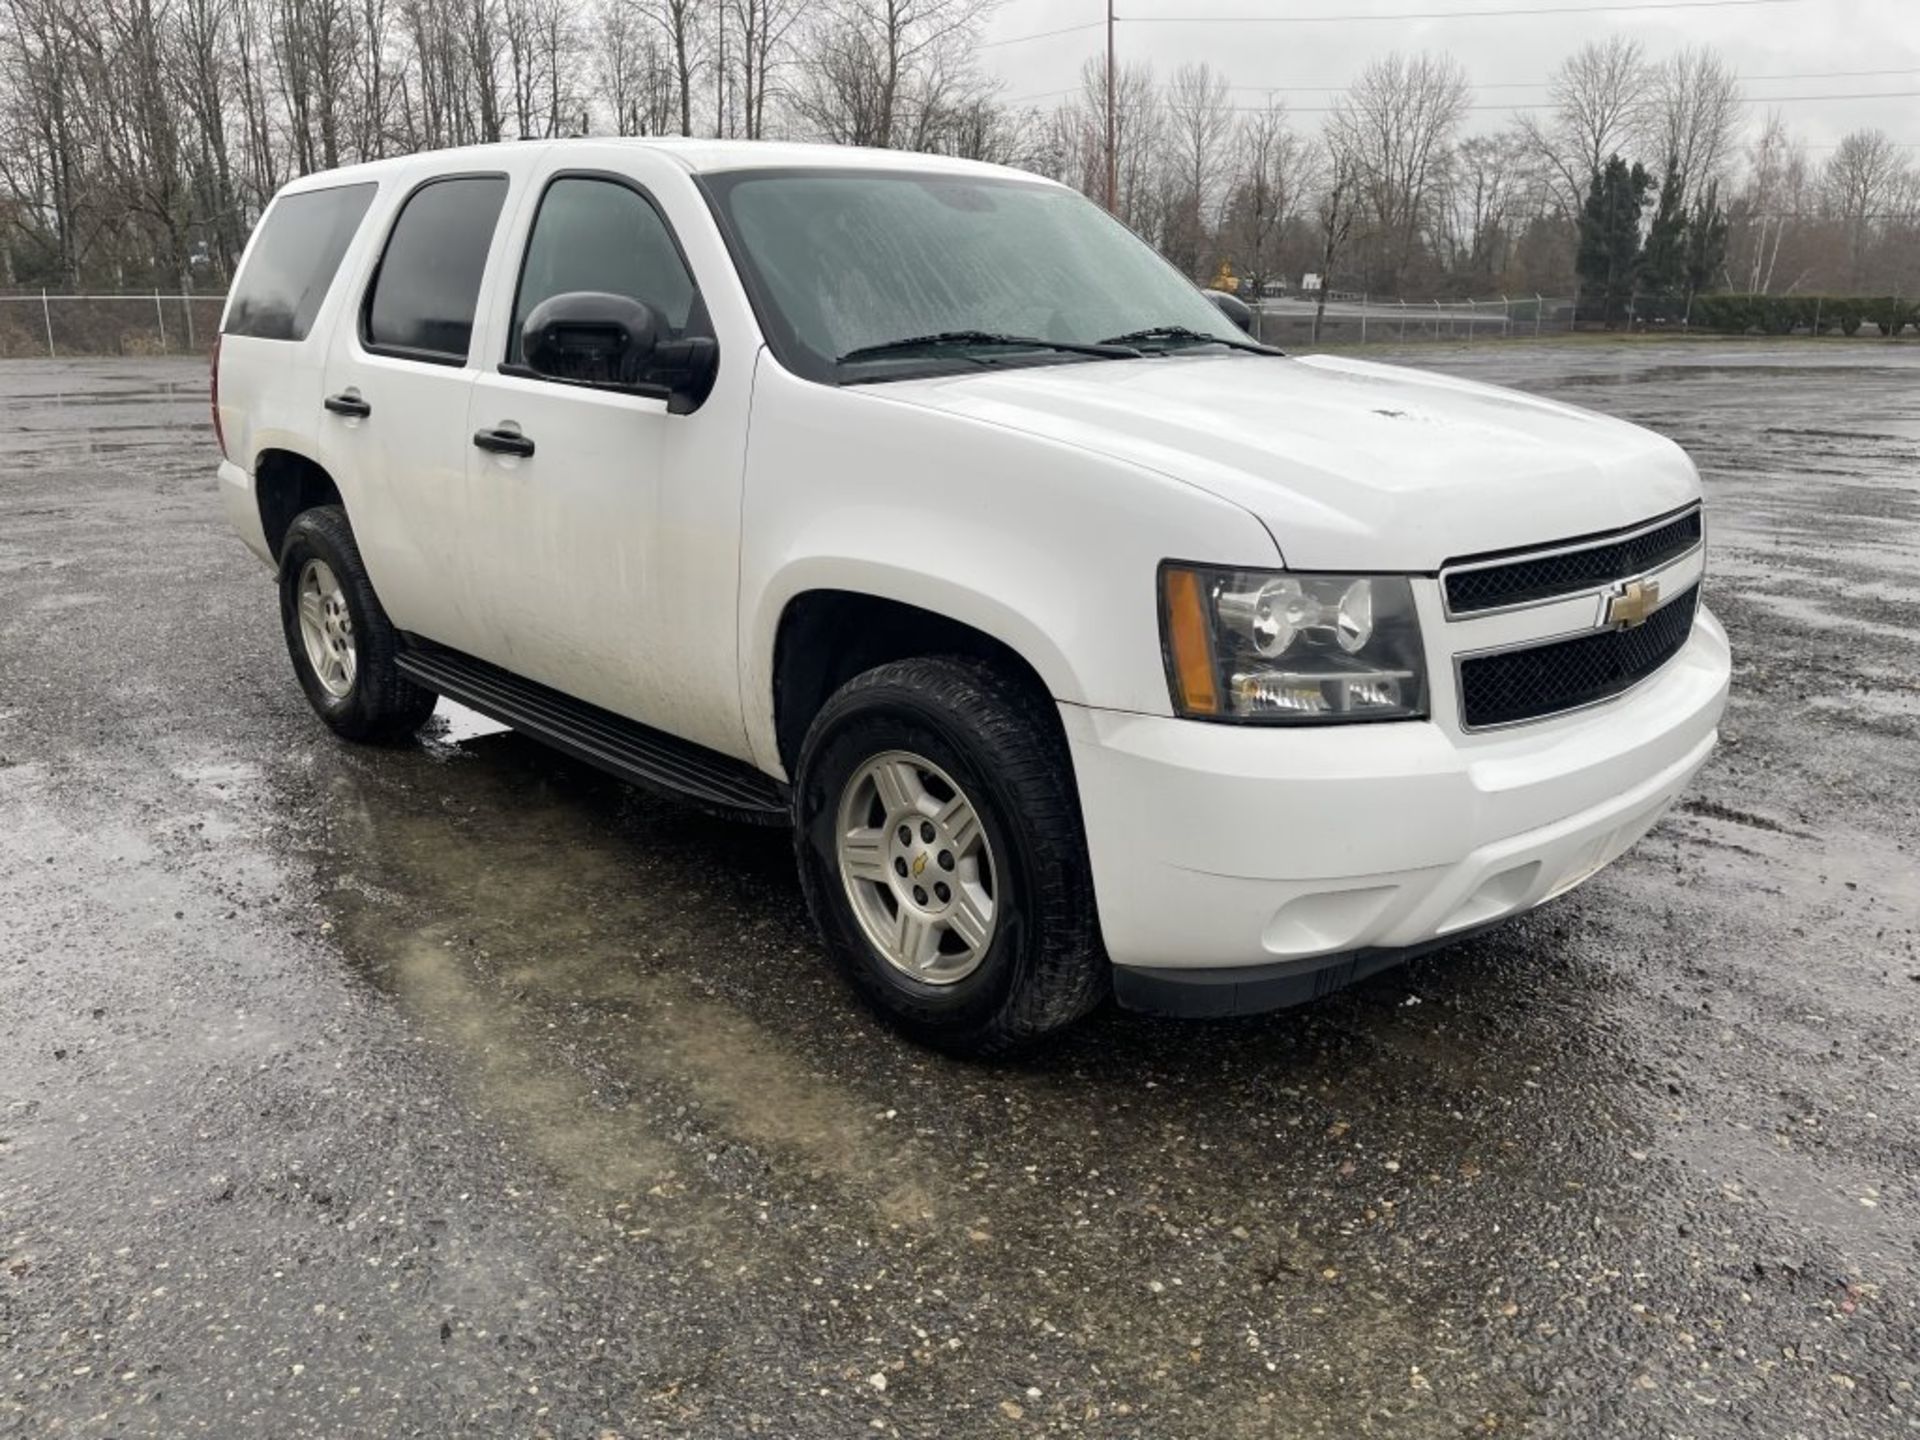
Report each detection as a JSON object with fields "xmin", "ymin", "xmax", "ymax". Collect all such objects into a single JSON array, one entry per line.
[
  {"xmin": 254, "ymin": 446, "xmax": 347, "ymax": 561},
  {"xmin": 764, "ymin": 580, "xmax": 1075, "ymax": 779}
]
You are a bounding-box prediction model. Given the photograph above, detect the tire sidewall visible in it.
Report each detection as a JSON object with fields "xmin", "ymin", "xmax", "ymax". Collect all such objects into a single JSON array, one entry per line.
[
  {"xmin": 796, "ymin": 697, "xmax": 1046, "ymax": 1041},
  {"xmin": 280, "ymin": 525, "xmax": 360, "ymax": 722},
  {"xmin": 275, "ymin": 508, "xmax": 420, "ymax": 740}
]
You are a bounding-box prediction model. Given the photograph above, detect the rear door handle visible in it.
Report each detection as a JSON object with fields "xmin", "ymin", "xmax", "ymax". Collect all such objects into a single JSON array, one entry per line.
[
  {"xmin": 323, "ymin": 392, "xmax": 371, "ymax": 418},
  {"xmin": 473, "ymin": 427, "xmax": 535, "ymax": 458}
]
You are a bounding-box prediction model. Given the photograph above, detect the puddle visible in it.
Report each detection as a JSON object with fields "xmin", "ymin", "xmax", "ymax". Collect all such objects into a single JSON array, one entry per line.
[{"xmin": 309, "ymin": 734, "xmax": 952, "ymax": 1248}]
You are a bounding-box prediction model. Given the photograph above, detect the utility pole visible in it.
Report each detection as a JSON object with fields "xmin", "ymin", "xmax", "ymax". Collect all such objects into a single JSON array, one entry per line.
[
  {"xmin": 1105, "ymin": 0, "xmax": 1117, "ymax": 214},
  {"xmin": 716, "ymin": 0, "xmax": 727, "ymax": 138}
]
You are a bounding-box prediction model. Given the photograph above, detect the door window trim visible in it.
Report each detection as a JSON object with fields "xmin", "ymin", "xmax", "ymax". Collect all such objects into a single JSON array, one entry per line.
[
  {"xmin": 498, "ymin": 167, "xmax": 715, "ymax": 401},
  {"xmin": 358, "ymin": 170, "xmax": 511, "ymax": 368}
]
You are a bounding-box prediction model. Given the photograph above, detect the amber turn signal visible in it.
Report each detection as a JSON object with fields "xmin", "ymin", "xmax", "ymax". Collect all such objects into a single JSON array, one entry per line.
[{"xmin": 1161, "ymin": 566, "xmax": 1221, "ymax": 716}]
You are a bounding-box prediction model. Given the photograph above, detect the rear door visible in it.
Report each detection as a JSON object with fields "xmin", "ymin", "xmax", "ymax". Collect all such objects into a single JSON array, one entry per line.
[
  {"xmin": 460, "ymin": 147, "xmax": 756, "ymax": 759},
  {"xmin": 319, "ymin": 161, "xmax": 528, "ymax": 655},
  {"xmin": 216, "ymin": 179, "xmax": 379, "ymax": 560}
]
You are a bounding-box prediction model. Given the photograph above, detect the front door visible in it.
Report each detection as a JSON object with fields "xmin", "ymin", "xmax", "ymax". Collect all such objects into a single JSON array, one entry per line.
[{"xmin": 462, "ymin": 151, "xmax": 753, "ymax": 760}]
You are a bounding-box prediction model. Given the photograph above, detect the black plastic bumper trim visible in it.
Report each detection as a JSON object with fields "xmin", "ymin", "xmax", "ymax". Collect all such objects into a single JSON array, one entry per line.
[{"xmin": 1110, "ymin": 924, "xmax": 1498, "ymax": 1018}]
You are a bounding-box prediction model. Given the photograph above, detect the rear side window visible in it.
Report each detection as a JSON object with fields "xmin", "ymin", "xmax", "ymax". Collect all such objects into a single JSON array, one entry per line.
[
  {"xmin": 224, "ymin": 183, "xmax": 377, "ymax": 341},
  {"xmin": 363, "ymin": 175, "xmax": 509, "ymax": 363},
  {"xmin": 509, "ymin": 177, "xmax": 700, "ymax": 363}
]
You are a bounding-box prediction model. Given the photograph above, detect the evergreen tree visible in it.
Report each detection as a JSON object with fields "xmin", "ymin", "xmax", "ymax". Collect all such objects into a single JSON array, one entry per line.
[
  {"xmin": 1576, "ymin": 155, "xmax": 1652, "ymax": 327},
  {"xmin": 1642, "ymin": 159, "xmax": 1688, "ymax": 297},
  {"xmin": 1683, "ymin": 179, "xmax": 1730, "ymax": 318}
]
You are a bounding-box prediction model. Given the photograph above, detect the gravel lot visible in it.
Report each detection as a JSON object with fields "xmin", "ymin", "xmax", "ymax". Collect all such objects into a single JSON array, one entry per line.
[{"xmin": 2, "ymin": 341, "xmax": 1916, "ymax": 1438}]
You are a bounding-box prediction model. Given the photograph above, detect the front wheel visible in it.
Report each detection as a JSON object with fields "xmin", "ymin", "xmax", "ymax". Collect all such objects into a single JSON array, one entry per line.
[{"xmin": 792, "ymin": 657, "xmax": 1106, "ymax": 1055}]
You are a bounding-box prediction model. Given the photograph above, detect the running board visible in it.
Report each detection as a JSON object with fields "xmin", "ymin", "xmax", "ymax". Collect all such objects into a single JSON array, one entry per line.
[{"xmin": 396, "ymin": 640, "xmax": 789, "ymax": 823}]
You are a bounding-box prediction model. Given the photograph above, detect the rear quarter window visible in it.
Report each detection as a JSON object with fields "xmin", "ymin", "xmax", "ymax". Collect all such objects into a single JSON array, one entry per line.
[{"xmin": 224, "ymin": 182, "xmax": 378, "ymax": 341}]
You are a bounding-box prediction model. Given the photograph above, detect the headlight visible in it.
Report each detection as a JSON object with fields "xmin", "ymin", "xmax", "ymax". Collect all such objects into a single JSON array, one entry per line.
[{"xmin": 1160, "ymin": 564, "xmax": 1428, "ymax": 723}]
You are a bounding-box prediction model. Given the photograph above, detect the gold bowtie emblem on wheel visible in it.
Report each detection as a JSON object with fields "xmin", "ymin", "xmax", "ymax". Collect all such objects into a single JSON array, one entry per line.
[
  {"xmin": 1606, "ymin": 578, "xmax": 1661, "ymax": 629},
  {"xmin": 911, "ymin": 852, "xmax": 929, "ymax": 877}
]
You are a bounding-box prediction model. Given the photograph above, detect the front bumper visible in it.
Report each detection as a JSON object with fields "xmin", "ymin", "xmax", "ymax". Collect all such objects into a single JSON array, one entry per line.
[{"xmin": 1063, "ymin": 605, "xmax": 1730, "ymax": 1013}]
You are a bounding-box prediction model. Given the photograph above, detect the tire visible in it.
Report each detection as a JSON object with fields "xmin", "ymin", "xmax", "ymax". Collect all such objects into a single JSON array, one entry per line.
[
  {"xmin": 792, "ymin": 656, "xmax": 1107, "ymax": 1056},
  {"xmin": 277, "ymin": 505, "xmax": 437, "ymax": 742}
]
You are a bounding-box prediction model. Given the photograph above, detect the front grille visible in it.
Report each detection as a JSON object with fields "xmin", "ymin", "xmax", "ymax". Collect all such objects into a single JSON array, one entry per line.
[
  {"xmin": 1458, "ymin": 585, "xmax": 1699, "ymax": 729},
  {"xmin": 1445, "ymin": 509, "xmax": 1702, "ymax": 615}
]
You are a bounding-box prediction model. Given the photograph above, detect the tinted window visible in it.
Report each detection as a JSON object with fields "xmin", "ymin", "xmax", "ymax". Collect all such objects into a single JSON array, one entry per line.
[
  {"xmin": 510, "ymin": 177, "xmax": 700, "ymax": 363},
  {"xmin": 365, "ymin": 176, "xmax": 509, "ymax": 361},
  {"xmin": 224, "ymin": 183, "xmax": 377, "ymax": 341}
]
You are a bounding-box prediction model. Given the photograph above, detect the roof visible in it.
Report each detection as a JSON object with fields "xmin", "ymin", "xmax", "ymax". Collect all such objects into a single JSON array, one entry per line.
[
  {"xmin": 606, "ymin": 137, "xmax": 1038, "ymax": 181},
  {"xmin": 278, "ymin": 137, "xmax": 1049, "ymax": 194}
]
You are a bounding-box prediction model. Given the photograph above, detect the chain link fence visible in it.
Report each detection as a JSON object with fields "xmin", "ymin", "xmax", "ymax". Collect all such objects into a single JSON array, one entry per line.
[
  {"xmin": 0, "ymin": 292, "xmax": 226, "ymax": 359},
  {"xmin": 1250, "ymin": 294, "xmax": 1578, "ymax": 348},
  {"xmin": 1, "ymin": 290, "xmax": 1583, "ymax": 359}
]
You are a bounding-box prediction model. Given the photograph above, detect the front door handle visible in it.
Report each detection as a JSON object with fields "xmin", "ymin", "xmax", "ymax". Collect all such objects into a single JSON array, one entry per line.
[
  {"xmin": 323, "ymin": 392, "xmax": 371, "ymax": 418},
  {"xmin": 472, "ymin": 427, "xmax": 535, "ymax": 458}
]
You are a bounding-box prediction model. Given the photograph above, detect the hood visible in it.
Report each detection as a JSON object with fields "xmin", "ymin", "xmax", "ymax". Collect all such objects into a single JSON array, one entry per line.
[{"xmin": 874, "ymin": 352, "xmax": 1700, "ymax": 571}]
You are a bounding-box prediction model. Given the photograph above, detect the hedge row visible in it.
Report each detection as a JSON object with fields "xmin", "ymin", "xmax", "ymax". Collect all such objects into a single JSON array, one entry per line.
[{"xmin": 1690, "ymin": 293, "xmax": 1916, "ymax": 337}]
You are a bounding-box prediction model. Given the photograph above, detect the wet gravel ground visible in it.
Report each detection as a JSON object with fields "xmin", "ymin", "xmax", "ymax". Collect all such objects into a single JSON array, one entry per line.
[{"xmin": 2, "ymin": 341, "xmax": 1916, "ymax": 1438}]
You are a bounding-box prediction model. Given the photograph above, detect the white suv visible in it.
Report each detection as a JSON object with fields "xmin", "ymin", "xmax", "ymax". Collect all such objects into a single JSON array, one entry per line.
[{"xmin": 213, "ymin": 139, "xmax": 1731, "ymax": 1053}]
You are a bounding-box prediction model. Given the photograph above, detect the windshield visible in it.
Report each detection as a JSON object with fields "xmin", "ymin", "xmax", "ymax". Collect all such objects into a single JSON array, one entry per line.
[{"xmin": 703, "ymin": 168, "xmax": 1251, "ymax": 384}]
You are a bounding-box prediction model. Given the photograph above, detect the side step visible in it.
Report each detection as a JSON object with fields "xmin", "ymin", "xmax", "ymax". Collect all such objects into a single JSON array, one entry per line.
[{"xmin": 396, "ymin": 640, "xmax": 789, "ymax": 824}]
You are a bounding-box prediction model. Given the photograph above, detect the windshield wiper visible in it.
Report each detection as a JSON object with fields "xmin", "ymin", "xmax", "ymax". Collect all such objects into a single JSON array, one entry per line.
[
  {"xmin": 836, "ymin": 330, "xmax": 1141, "ymax": 365},
  {"xmin": 1097, "ymin": 325, "xmax": 1281, "ymax": 356}
]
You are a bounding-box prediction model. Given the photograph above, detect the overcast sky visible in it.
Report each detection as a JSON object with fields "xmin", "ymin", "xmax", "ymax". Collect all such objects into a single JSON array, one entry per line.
[{"xmin": 974, "ymin": 0, "xmax": 1920, "ymax": 158}]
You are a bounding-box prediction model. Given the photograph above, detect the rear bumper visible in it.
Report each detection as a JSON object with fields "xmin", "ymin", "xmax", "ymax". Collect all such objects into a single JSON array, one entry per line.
[
  {"xmin": 1064, "ymin": 606, "xmax": 1730, "ymax": 1012},
  {"xmin": 216, "ymin": 457, "xmax": 274, "ymax": 568}
]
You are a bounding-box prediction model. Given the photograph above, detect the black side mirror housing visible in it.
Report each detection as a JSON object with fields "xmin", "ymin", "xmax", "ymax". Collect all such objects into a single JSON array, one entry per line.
[
  {"xmin": 653, "ymin": 336, "xmax": 719, "ymax": 415},
  {"xmin": 521, "ymin": 291, "xmax": 719, "ymax": 413},
  {"xmin": 1204, "ymin": 288, "xmax": 1255, "ymax": 335},
  {"xmin": 523, "ymin": 291, "xmax": 659, "ymax": 386}
]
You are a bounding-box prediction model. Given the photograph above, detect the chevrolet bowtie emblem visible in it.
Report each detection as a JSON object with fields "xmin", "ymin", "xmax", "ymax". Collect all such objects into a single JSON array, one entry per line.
[
  {"xmin": 911, "ymin": 852, "xmax": 928, "ymax": 877},
  {"xmin": 1606, "ymin": 578, "xmax": 1661, "ymax": 628}
]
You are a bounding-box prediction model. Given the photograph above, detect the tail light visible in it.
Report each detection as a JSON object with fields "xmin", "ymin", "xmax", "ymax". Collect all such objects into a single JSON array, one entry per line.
[{"xmin": 209, "ymin": 332, "xmax": 227, "ymax": 459}]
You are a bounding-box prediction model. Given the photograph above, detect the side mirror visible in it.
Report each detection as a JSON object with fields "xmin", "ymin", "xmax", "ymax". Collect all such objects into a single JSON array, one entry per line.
[
  {"xmin": 520, "ymin": 291, "xmax": 718, "ymax": 413},
  {"xmin": 1204, "ymin": 288, "xmax": 1255, "ymax": 335},
  {"xmin": 523, "ymin": 291, "xmax": 659, "ymax": 386}
]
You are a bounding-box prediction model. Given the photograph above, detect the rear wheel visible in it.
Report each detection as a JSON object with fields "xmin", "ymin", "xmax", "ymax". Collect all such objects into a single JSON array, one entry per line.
[
  {"xmin": 277, "ymin": 505, "xmax": 437, "ymax": 742},
  {"xmin": 793, "ymin": 657, "xmax": 1106, "ymax": 1055}
]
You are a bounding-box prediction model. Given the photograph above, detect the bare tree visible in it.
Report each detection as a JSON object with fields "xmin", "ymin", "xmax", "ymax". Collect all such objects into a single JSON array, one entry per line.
[
  {"xmin": 12, "ymin": 12, "xmax": 1918, "ymax": 305},
  {"xmin": 1732, "ymin": 111, "xmax": 1808, "ymax": 293},
  {"xmin": 729, "ymin": 0, "xmax": 802, "ymax": 140},
  {"xmin": 1443, "ymin": 129, "xmax": 1527, "ymax": 288},
  {"xmin": 633, "ymin": 0, "xmax": 701, "ymax": 136},
  {"xmin": 1517, "ymin": 37, "xmax": 1647, "ymax": 221},
  {"xmin": 593, "ymin": 0, "xmax": 668, "ymax": 134},
  {"xmin": 1312, "ymin": 135, "xmax": 1358, "ymax": 341},
  {"xmin": 1648, "ymin": 45, "xmax": 1740, "ymax": 202},
  {"xmin": 172, "ymin": 0, "xmax": 246, "ymax": 268},
  {"xmin": 1824, "ymin": 128, "xmax": 1908, "ymax": 289},
  {"xmin": 1047, "ymin": 54, "xmax": 1162, "ymax": 233},
  {"xmin": 1218, "ymin": 97, "xmax": 1307, "ymax": 296},
  {"xmin": 342, "ymin": 0, "xmax": 394, "ymax": 159},
  {"xmin": 1329, "ymin": 51, "xmax": 1469, "ymax": 294},
  {"xmin": 791, "ymin": 0, "xmax": 991, "ymax": 151},
  {"xmin": 1160, "ymin": 61, "xmax": 1231, "ymax": 278}
]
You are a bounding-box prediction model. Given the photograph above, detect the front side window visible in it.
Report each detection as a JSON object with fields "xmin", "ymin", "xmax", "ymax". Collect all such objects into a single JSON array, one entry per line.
[
  {"xmin": 364, "ymin": 175, "xmax": 509, "ymax": 363},
  {"xmin": 225, "ymin": 182, "xmax": 377, "ymax": 341},
  {"xmin": 509, "ymin": 176, "xmax": 702, "ymax": 364},
  {"xmin": 705, "ymin": 170, "xmax": 1248, "ymax": 384}
]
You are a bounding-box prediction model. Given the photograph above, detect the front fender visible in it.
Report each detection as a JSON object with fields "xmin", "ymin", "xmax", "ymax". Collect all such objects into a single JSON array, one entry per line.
[{"xmin": 737, "ymin": 358, "xmax": 1280, "ymax": 774}]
